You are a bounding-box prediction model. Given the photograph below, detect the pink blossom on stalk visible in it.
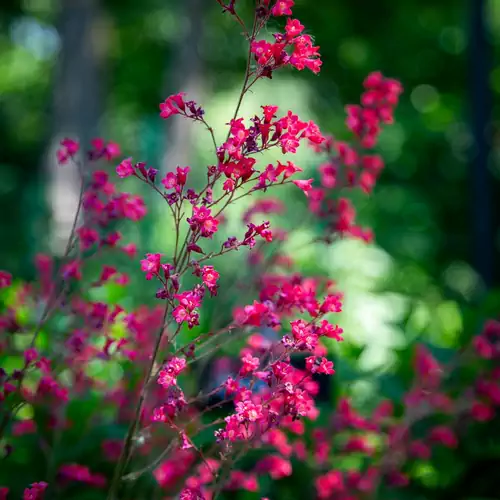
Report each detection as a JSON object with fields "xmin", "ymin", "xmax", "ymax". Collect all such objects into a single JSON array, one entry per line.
[
  {"xmin": 12, "ymin": 419, "xmax": 37, "ymax": 436},
  {"xmin": 140, "ymin": 253, "xmax": 161, "ymax": 280},
  {"xmin": 23, "ymin": 482, "xmax": 48, "ymax": 500},
  {"xmin": 158, "ymin": 356, "xmax": 187, "ymax": 389},
  {"xmin": 305, "ymin": 356, "xmax": 335, "ymax": 375},
  {"xmin": 179, "ymin": 488, "xmax": 204, "ymax": 500},
  {"xmin": 24, "ymin": 348, "xmax": 38, "ymax": 365},
  {"xmin": 162, "ymin": 166, "xmax": 190, "ymax": 193},
  {"xmin": 429, "ymin": 425, "xmax": 458, "ymax": 448},
  {"xmin": 285, "ymin": 18, "xmax": 304, "ymax": 39},
  {"xmin": 471, "ymin": 401, "xmax": 494, "ymax": 422},
  {"xmin": 62, "ymin": 260, "xmax": 82, "ymax": 281},
  {"xmin": 116, "ymin": 158, "xmax": 135, "ymax": 178},
  {"xmin": 77, "ymin": 227, "xmax": 99, "ymax": 250},
  {"xmin": 172, "ymin": 290, "xmax": 203, "ymax": 328},
  {"xmin": 0, "ymin": 487, "xmax": 8, "ymax": 500},
  {"xmin": 180, "ymin": 432, "xmax": 193, "ymax": 450},
  {"xmin": 256, "ymin": 455, "xmax": 292, "ymax": 479},
  {"xmin": 57, "ymin": 464, "xmax": 106, "ymax": 487},
  {"xmin": 225, "ymin": 471, "xmax": 259, "ymax": 492},
  {"xmin": 90, "ymin": 138, "xmax": 121, "ymax": 161},
  {"xmin": 121, "ymin": 242, "xmax": 137, "ymax": 258},
  {"xmin": 160, "ymin": 93, "xmax": 186, "ymax": 119},
  {"xmin": 0, "ymin": 271, "xmax": 12, "ymax": 288},
  {"xmin": 239, "ymin": 353, "xmax": 260, "ymax": 376},
  {"xmin": 414, "ymin": 345, "xmax": 442, "ymax": 389},
  {"xmin": 56, "ymin": 138, "xmax": 79, "ymax": 164},
  {"xmin": 188, "ymin": 206, "xmax": 219, "ymax": 238},
  {"xmin": 201, "ymin": 266, "xmax": 219, "ymax": 296},
  {"xmin": 271, "ymin": 0, "xmax": 294, "ymax": 16},
  {"xmin": 292, "ymin": 179, "xmax": 314, "ymax": 196}
]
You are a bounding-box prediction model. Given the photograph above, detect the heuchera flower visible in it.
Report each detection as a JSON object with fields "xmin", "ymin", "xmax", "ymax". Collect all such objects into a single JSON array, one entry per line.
[
  {"xmin": 256, "ymin": 455, "xmax": 292, "ymax": 479},
  {"xmin": 158, "ymin": 357, "xmax": 187, "ymax": 388},
  {"xmin": 271, "ymin": 0, "xmax": 294, "ymax": 16},
  {"xmin": 141, "ymin": 253, "xmax": 161, "ymax": 280},
  {"xmin": 187, "ymin": 206, "xmax": 219, "ymax": 238},
  {"xmin": 90, "ymin": 138, "xmax": 121, "ymax": 161},
  {"xmin": 0, "ymin": 271, "xmax": 12, "ymax": 288},
  {"xmin": 160, "ymin": 93, "xmax": 186, "ymax": 119},
  {"xmin": 162, "ymin": 166, "xmax": 190, "ymax": 193},
  {"xmin": 292, "ymin": 179, "xmax": 314, "ymax": 196},
  {"xmin": 56, "ymin": 138, "xmax": 79, "ymax": 164},
  {"xmin": 57, "ymin": 464, "xmax": 106, "ymax": 487},
  {"xmin": 23, "ymin": 482, "xmax": 48, "ymax": 500},
  {"xmin": 239, "ymin": 353, "xmax": 260, "ymax": 376},
  {"xmin": 305, "ymin": 356, "xmax": 335, "ymax": 375},
  {"xmin": 172, "ymin": 289, "xmax": 203, "ymax": 328},
  {"xmin": 201, "ymin": 266, "xmax": 219, "ymax": 296},
  {"xmin": 116, "ymin": 158, "xmax": 135, "ymax": 178}
]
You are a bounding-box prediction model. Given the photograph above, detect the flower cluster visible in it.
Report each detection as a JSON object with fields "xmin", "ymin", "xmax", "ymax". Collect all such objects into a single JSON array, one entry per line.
[
  {"xmin": 0, "ymin": 1, "xmax": 406, "ymax": 499},
  {"xmin": 251, "ymin": 15, "xmax": 322, "ymax": 76}
]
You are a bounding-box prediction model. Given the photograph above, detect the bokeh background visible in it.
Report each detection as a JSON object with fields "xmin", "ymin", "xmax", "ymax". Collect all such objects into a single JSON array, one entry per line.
[
  {"xmin": 2, "ymin": 0, "xmax": 500, "ymax": 365},
  {"xmin": 1, "ymin": 0, "xmax": 500, "ymax": 497}
]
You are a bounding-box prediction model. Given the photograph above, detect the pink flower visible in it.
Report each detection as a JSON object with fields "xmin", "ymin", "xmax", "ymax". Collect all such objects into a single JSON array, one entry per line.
[
  {"xmin": 160, "ymin": 93, "xmax": 186, "ymax": 119},
  {"xmin": 256, "ymin": 455, "xmax": 292, "ymax": 479},
  {"xmin": 429, "ymin": 426, "xmax": 458, "ymax": 448},
  {"xmin": 62, "ymin": 260, "xmax": 82, "ymax": 281},
  {"xmin": 0, "ymin": 271, "xmax": 12, "ymax": 289},
  {"xmin": 180, "ymin": 432, "xmax": 193, "ymax": 450},
  {"xmin": 305, "ymin": 356, "xmax": 335, "ymax": 375},
  {"xmin": 239, "ymin": 353, "xmax": 260, "ymax": 376},
  {"xmin": 77, "ymin": 227, "xmax": 99, "ymax": 250},
  {"xmin": 201, "ymin": 266, "xmax": 219, "ymax": 295},
  {"xmin": 188, "ymin": 206, "xmax": 219, "ymax": 238},
  {"xmin": 140, "ymin": 253, "xmax": 161, "ymax": 280},
  {"xmin": 262, "ymin": 105, "xmax": 279, "ymax": 122},
  {"xmin": 116, "ymin": 158, "xmax": 135, "ymax": 178},
  {"xmin": 471, "ymin": 401, "xmax": 494, "ymax": 422},
  {"xmin": 179, "ymin": 488, "xmax": 204, "ymax": 500},
  {"xmin": 316, "ymin": 471, "xmax": 344, "ymax": 499},
  {"xmin": 158, "ymin": 359, "xmax": 183, "ymax": 388},
  {"xmin": 23, "ymin": 482, "xmax": 48, "ymax": 500},
  {"xmin": 292, "ymin": 179, "xmax": 314, "ymax": 196},
  {"xmin": 12, "ymin": 419, "xmax": 37, "ymax": 436},
  {"xmin": 271, "ymin": 0, "xmax": 294, "ymax": 16},
  {"xmin": 285, "ymin": 18, "xmax": 304, "ymax": 39},
  {"xmin": 121, "ymin": 243, "xmax": 137, "ymax": 258},
  {"xmin": 56, "ymin": 138, "xmax": 79, "ymax": 164}
]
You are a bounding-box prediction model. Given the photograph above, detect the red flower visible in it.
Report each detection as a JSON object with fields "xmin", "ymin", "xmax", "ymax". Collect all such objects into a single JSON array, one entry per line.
[
  {"xmin": 0, "ymin": 271, "xmax": 12, "ymax": 289},
  {"xmin": 271, "ymin": 0, "xmax": 294, "ymax": 16},
  {"xmin": 160, "ymin": 93, "xmax": 186, "ymax": 119},
  {"xmin": 140, "ymin": 253, "xmax": 161, "ymax": 280},
  {"xmin": 292, "ymin": 179, "xmax": 314, "ymax": 196},
  {"xmin": 56, "ymin": 138, "xmax": 79, "ymax": 164},
  {"xmin": 116, "ymin": 158, "xmax": 135, "ymax": 178}
]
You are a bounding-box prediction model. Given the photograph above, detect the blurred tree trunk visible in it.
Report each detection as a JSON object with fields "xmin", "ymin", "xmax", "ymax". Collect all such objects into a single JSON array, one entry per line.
[
  {"xmin": 469, "ymin": 0, "xmax": 494, "ymax": 287},
  {"xmin": 161, "ymin": 0, "xmax": 207, "ymax": 173},
  {"xmin": 44, "ymin": 0, "xmax": 107, "ymax": 254}
]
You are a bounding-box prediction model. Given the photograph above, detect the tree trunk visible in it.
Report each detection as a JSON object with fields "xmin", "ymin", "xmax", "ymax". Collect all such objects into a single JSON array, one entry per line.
[{"xmin": 45, "ymin": 0, "xmax": 107, "ymax": 254}]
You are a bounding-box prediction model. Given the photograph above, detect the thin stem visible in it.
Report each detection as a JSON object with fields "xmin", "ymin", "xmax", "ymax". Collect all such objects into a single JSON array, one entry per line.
[{"xmin": 107, "ymin": 303, "xmax": 170, "ymax": 500}]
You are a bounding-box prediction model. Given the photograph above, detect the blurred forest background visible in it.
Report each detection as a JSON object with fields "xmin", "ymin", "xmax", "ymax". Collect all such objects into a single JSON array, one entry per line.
[{"xmin": 1, "ymin": 0, "xmax": 500, "ymax": 366}]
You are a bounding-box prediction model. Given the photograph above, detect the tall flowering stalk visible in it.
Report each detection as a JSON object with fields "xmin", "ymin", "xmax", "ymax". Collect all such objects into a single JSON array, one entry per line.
[{"xmin": 0, "ymin": 1, "xmax": 406, "ymax": 499}]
